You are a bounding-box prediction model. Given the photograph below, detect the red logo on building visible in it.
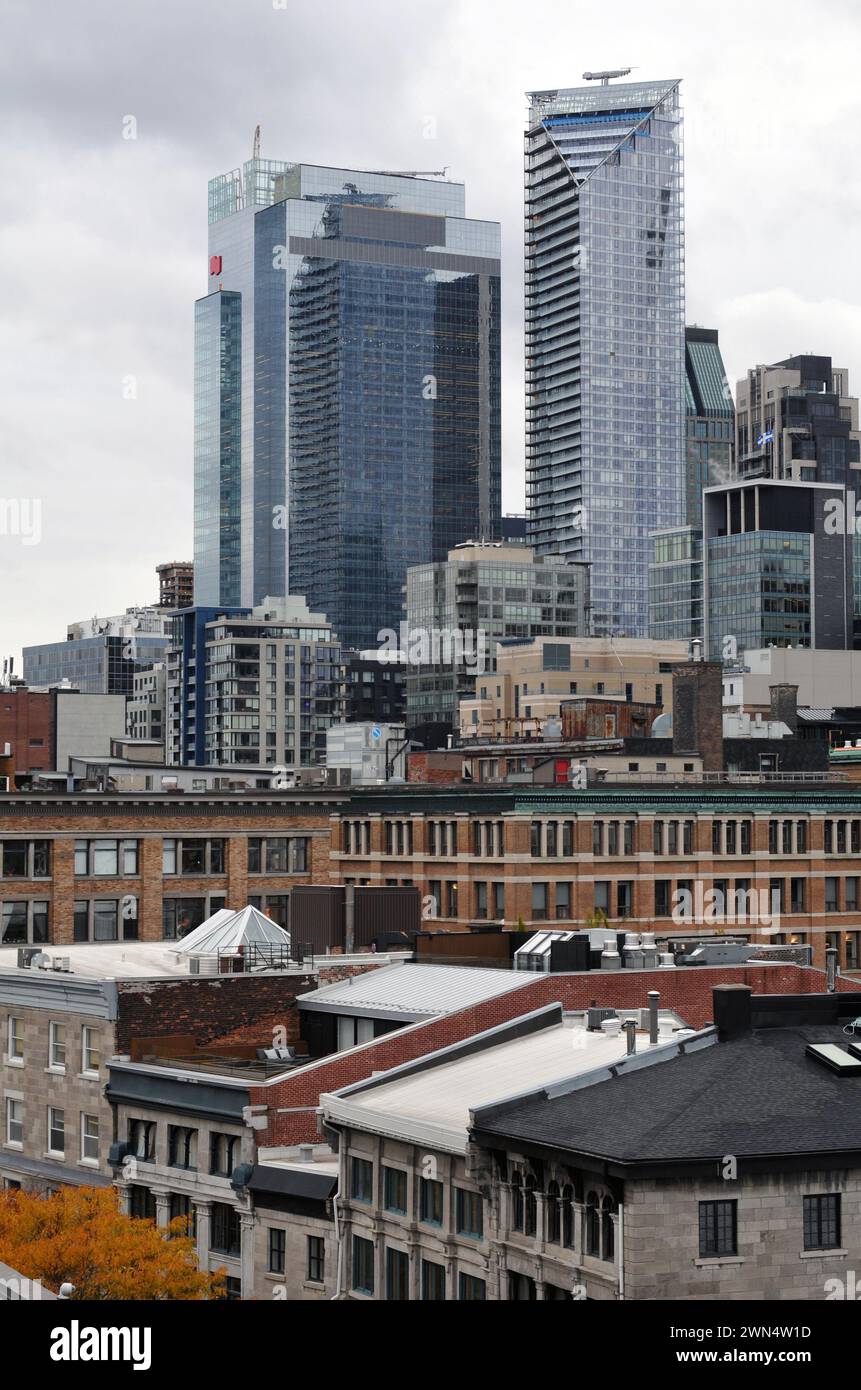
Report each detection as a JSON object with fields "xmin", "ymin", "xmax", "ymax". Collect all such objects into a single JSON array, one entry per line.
[{"xmin": 209, "ymin": 255, "xmax": 222, "ymax": 277}]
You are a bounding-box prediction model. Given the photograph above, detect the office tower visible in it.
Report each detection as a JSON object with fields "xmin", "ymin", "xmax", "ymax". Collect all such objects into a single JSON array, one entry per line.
[
  {"xmin": 195, "ymin": 154, "xmax": 501, "ymax": 650},
  {"xmin": 404, "ymin": 540, "xmax": 590, "ymax": 729},
  {"xmin": 735, "ymin": 355, "xmax": 859, "ymax": 484},
  {"xmin": 23, "ymin": 608, "xmax": 174, "ymax": 695},
  {"xmin": 649, "ymin": 328, "xmax": 735, "ymax": 642},
  {"xmin": 156, "ymin": 562, "xmax": 194, "ymax": 611},
  {"xmin": 525, "ymin": 74, "xmax": 686, "ymax": 638},
  {"xmin": 166, "ymin": 597, "xmax": 343, "ymax": 767},
  {"xmin": 702, "ymin": 355, "xmax": 861, "ymax": 658}
]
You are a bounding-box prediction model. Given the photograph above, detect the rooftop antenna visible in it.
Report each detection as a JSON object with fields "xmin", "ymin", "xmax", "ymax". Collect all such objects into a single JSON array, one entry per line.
[
  {"xmin": 583, "ymin": 67, "xmax": 634, "ymax": 85},
  {"xmin": 252, "ymin": 124, "xmax": 261, "ymax": 160}
]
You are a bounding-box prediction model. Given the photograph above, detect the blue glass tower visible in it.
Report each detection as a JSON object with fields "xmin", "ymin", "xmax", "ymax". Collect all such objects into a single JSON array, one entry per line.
[
  {"xmin": 194, "ymin": 158, "xmax": 501, "ymax": 651},
  {"xmin": 525, "ymin": 77, "xmax": 686, "ymax": 638}
]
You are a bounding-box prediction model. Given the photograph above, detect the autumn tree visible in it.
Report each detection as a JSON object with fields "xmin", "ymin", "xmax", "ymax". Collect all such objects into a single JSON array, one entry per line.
[{"xmin": 0, "ymin": 1185, "xmax": 225, "ymax": 1300}]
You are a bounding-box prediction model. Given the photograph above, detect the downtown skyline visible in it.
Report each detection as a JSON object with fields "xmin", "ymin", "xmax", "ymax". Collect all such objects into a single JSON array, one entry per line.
[{"xmin": 1, "ymin": 0, "xmax": 860, "ymax": 665}]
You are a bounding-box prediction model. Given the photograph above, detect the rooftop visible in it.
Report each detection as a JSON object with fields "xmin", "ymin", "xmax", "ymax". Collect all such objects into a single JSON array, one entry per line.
[
  {"xmin": 322, "ymin": 1006, "xmax": 690, "ymax": 1153},
  {"xmin": 298, "ymin": 961, "xmax": 535, "ymax": 1022},
  {"xmin": 473, "ymin": 989, "xmax": 861, "ymax": 1172}
]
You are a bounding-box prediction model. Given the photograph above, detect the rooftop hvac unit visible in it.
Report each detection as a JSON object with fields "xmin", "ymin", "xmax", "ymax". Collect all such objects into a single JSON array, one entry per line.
[{"xmin": 17, "ymin": 947, "xmax": 40, "ymax": 969}]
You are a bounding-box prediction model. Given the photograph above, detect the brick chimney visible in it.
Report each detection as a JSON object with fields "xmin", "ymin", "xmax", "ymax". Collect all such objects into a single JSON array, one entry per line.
[
  {"xmin": 672, "ymin": 660, "xmax": 724, "ymax": 771},
  {"xmin": 769, "ymin": 684, "xmax": 799, "ymax": 733}
]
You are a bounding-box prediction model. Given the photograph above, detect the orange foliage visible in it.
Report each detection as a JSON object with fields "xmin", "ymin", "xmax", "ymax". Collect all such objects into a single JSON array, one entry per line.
[{"xmin": 0, "ymin": 1186, "xmax": 226, "ymax": 1300}]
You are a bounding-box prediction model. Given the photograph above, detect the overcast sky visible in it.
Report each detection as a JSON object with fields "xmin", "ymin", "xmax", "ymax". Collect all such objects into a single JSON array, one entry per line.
[{"xmin": 1, "ymin": 0, "xmax": 859, "ymax": 667}]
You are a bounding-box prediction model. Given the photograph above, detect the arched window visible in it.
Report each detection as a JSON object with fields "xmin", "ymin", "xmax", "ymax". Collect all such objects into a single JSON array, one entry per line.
[
  {"xmin": 586, "ymin": 1191, "xmax": 601, "ymax": 1257},
  {"xmin": 562, "ymin": 1184, "xmax": 575, "ymax": 1248},
  {"xmin": 547, "ymin": 1180, "xmax": 561, "ymax": 1244},
  {"xmin": 511, "ymin": 1172, "xmax": 525, "ymax": 1233},
  {"xmin": 601, "ymin": 1197, "xmax": 616, "ymax": 1263},
  {"xmin": 524, "ymin": 1175, "xmax": 538, "ymax": 1237}
]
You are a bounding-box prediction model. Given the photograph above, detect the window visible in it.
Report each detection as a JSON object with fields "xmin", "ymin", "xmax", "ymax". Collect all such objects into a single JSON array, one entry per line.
[
  {"xmin": 74, "ymin": 898, "xmax": 138, "ymax": 943},
  {"xmin": 546, "ymin": 1181, "xmax": 561, "ymax": 1243},
  {"xmin": 74, "ymin": 839, "xmax": 138, "ymax": 877},
  {"xmin": 7, "ymin": 1016, "xmax": 23, "ymax": 1062},
  {"xmin": 128, "ymin": 1119, "xmax": 156, "ymax": 1162},
  {"xmin": 48, "ymin": 1106, "xmax": 65, "ymax": 1157},
  {"xmin": 385, "ymin": 1246, "xmax": 409, "ymax": 1300},
  {"xmin": 419, "ymin": 1177, "xmax": 443, "ymax": 1227},
  {"xmin": 352, "ymin": 1235, "xmax": 375, "ymax": 1295},
  {"xmin": 0, "ymin": 840, "xmax": 51, "ymax": 879},
  {"xmin": 803, "ymin": 1195, "xmax": 841, "ymax": 1251},
  {"xmin": 825, "ymin": 877, "xmax": 840, "ymax": 913},
  {"xmin": 383, "ymin": 1166, "xmax": 407, "ymax": 1215},
  {"xmin": 455, "ymin": 1187, "xmax": 483, "ymax": 1240},
  {"xmin": 307, "ymin": 1235, "xmax": 325, "ymax": 1284},
  {"xmin": 162, "ymin": 838, "xmax": 226, "ymax": 876},
  {"xmin": 585, "ymin": 1192, "xmax": 600, "ymax": 1256},
  {"xmin": 49, "ymin": 1022, "xmax": 66, "ymax": 1071},
  {"xmin": 654, "ymin": 880, "xmax": 671, "ymax": 917},
  {"xmin": 168, "ymin": 1125, "xmax": 198, "ymax": 1171},
  {"xmin": 458, "ymin": 1272, "xmax": 486, "ymax": 1301},
  {"xmin": 698, "ymin": 1200, "xmax": 737, "ymax": 1257},
  {"xmin": 211, "ymin": 1203, "xmax": 241, "ymax": 1257},
  {"xmin": 210, "ymin": 1132, "xmax": 238, "ymax": 1177},
  {"xmin": 81, "ymin": 1026, "xmax": 99, "ymax": 1076},
  {"xmin": 1, "ymin": 899, "xmax": 49, "ymax": 945},
  {"xmin": 421, "ymin": 1259, "xmax": 445, "ymax": 1300},
  {"xmin": 130, "ymin": 1186, "xmax": 156, "ymax": 1221},
  {"xmin": 169, "ymin": 1194, "xmax": 195, "ymax": 1238},
  {"xmin": 351, "ymin": 1156, "xmax": 373, "ymax": 1204},
  {"xmin": 268, "ymin": 1227, "xmax": 286, "ymax": 1275},
  {"xmin": 247, "ymin": 837, "xmax": 309, "ymax": 874},
  {"xmin": 531, "ymin": 883, "xmax": 548, "ymax": 921},
  {"xmin": 162, "ymin": 897, "xmax": 220, "ymax": 941},
  {"xmin": 555, "ymin": 882, "xmax": 571, "ymax": 919},
  {"xmin": 5, "ymin": 1097, "xmax": 23, "ymax": 1147},
  {"xmin": 80, "ymin": 1113, "xmax": 99, "ymax": 1163}
]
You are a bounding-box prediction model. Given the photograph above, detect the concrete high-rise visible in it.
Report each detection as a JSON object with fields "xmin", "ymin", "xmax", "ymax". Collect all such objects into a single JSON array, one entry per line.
[
  {"xmin": 194, "ymin": 154, "xmax": 501, "ymax": 650},
  {"xmin": 525, "ymin": 75, "xmax": 686, "ymax": 638}
]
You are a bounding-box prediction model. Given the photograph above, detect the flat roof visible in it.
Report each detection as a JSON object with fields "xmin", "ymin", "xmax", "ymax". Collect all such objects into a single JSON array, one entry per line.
[
  {"xmin": 322, "ymin": 1013, "xmax": 687, "ymax": 1153},
  {"xmin": 0, "ymin": 943, "xmax": 196, "ymax": 981},
  {"xmin": 298, "ymin": 962, "xmax": 534, "ymax": 1022}
]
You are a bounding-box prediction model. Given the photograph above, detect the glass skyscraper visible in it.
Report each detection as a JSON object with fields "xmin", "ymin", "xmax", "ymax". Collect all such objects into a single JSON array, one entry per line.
[
  {"xmin": 649, "ymin": 327, "xmax": 734, "ymax": 642},
  {"xmin": 194, "ymin": 158, "xmax": 501, "ymax": 651},
  {"xmin": 525, "ymin": 77, "xmax": 686, "ymax": 638}
]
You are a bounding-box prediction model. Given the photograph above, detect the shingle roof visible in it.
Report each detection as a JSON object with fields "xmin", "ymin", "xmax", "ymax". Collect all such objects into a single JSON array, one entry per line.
[
  {"xmin": 473, "ymin": 1026, "xmax": 861, "ymax": 1165},
  {"xmin": 297, "ymin": 962, "xmax": 534, "ymax": 1020}
]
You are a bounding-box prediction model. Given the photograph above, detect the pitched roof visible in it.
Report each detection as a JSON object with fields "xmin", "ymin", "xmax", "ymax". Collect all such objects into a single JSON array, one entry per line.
[
  {"xmin": 297, "ymin": 962, "xmax": 534, "ymax": 1021},
  {"xmin": 473, "ymin": 1025, "xmax": 861, "ymax": 1166}
]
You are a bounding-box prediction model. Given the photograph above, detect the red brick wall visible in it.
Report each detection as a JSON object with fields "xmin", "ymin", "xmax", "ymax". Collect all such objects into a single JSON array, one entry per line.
[
  {"xmin": 0, "ymin": 689, "xmax": 52, "ymax": 774},
  {"xmin": 253, "ymin": 962, "xmax": 857, "ymax": 1146},
  {"xmin": 407, "ymin": 752, "xmax": 463, "ymax": 785},
  {"xmin": 114, "ymin": 973, "xmax": 317, "ymax": 1055}
]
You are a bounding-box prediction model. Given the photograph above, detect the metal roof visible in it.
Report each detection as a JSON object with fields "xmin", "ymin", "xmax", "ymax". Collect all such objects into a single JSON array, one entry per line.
[
  {"xmin": 174, "ymin": 905, "xmax": 290, "ymax": 956},
  {"xmin": 297, "ymin": 962, "xmax": 534, "ymax": 1021}
]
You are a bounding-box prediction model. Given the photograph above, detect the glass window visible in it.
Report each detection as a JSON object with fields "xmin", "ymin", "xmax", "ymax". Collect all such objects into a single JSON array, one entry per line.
[
  {"xmin": 803, "ymin": 1195, "xmax": 841, "ymax": 1251},
  {"xmin": 421, "ymin": 1259, "xmax": 445, "ymax": 1300},
  {"xmin": 383, "ymin": 1166, "xmax": 407, "ymax": 1215},
  {"xmin": 698, "ymin": 1200, "xmax": 737, "ymax": 1257},
  {"xmin": 5, "ymin": 1098, "xmax": 23, "ymax": 1147},
  {"xmin": 210, "ymin": 1203, "xmax": 241, "ymax": 1257},
  {"xmin": 351, "ymin": 1156, "xmax": 373, "ymax": 1204},
  {"xmin": 268, "ymin": 1227, "xmax": 286, "ymax": 1275},
  {"xmin": 81, "ymin": 1113, "xmax": 99, "ymax": 1163},
  {"xmin": 352, "ymin": 1236, "xmax": 375, "ymax": 1295},
  {"xmin": 7, "ymin": 1016, "xmax": 24, "ymax": 1061},
  {"xmin": 419, "ymin": 1177, "xmax": 443, "ymax": 1227},
  {"xmin": 455, "ymin": 1187, "xmax": 483, "ymax": 1239},
  {"xmin": 307, "ymin": 1235, "xmax": 325, "ymax": 1283},
  {"xmin": 82, "ymin": 1026, "xmax": 99, "ymax": 1076},
  {"xmin": 458, "ymin": 1272, "xmax": 486, "ymax": 1301},
  {"xmin": 48, "ymin": 1106, "xmax": 65, "ymax": 1156},
  {"xmin": 385, "ymin": 1246, "xmax": 409, "ymax": 1301},
  {"xmin": 49, "ymin": 1022, "xmax": 66, "ymax": 1070}
]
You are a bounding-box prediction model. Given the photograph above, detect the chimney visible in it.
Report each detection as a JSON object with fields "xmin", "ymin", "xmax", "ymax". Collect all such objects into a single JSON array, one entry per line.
[
  {"xmin": 826, "ymin": 948, "xmax": 838, "ymax": 993},
  {"xmin": 769, "ymin": 684, "xmax": 798, "ymax": 733},
  {"xmin": 712, "ymin": 984, "xmax": 752, "ymax": 1041},
  {"xmin": 648, "ymin": 990, "xmax": 660, "ymax": 1045},
  {"xmin": 672, "ymin": 660, "xmax": 724, "ymax": 772}
]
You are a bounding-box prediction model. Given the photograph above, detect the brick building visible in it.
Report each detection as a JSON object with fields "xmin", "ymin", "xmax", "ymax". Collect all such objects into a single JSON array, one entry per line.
[
  {"xmin": 332, "ymin": 783, "xmax": 861, "ymax": 971},
  {"xmin": 0, "ymin": 789, "xmax": 340, "ymax": 946},
  {"xmin": 0, "ymin": 684, "xmax": 52, "ymax": 777}
]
